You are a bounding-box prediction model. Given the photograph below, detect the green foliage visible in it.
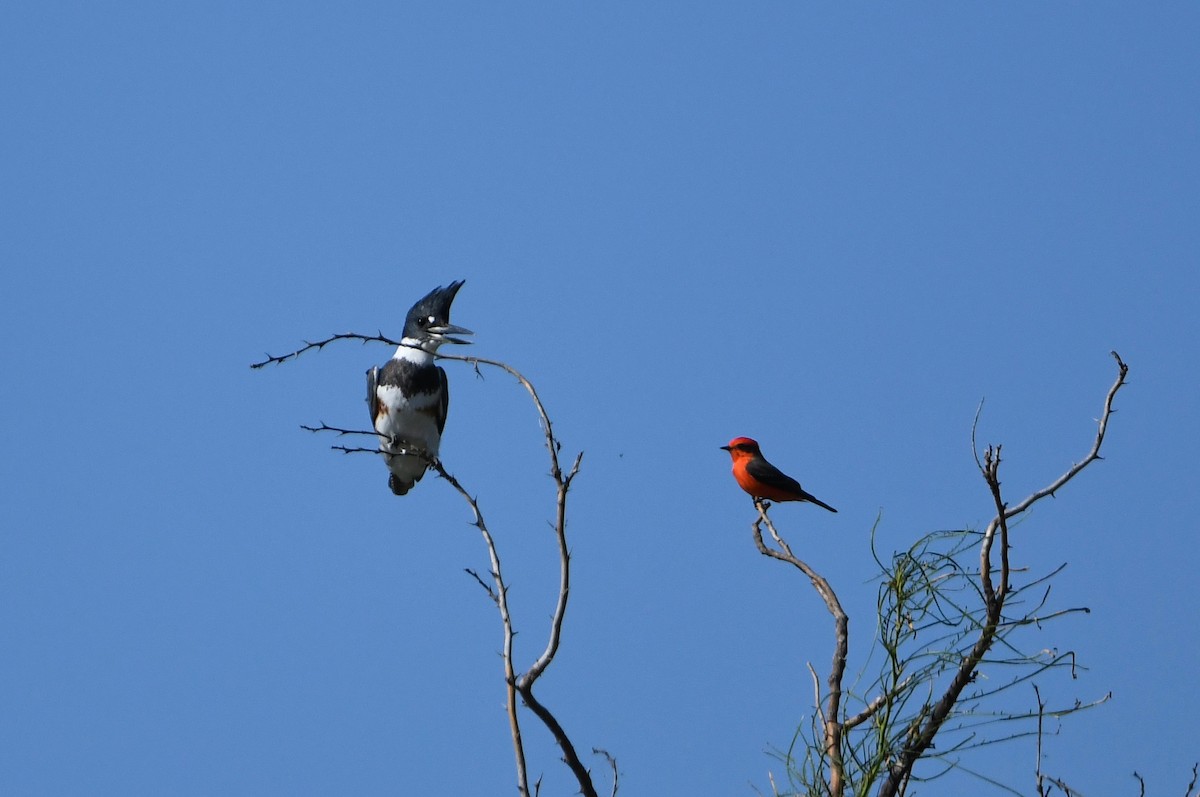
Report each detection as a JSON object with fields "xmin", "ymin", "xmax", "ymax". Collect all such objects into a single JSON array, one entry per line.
[{"xmin": 768, "ymin": 524, "xmax": 1101, "ymax": 797}]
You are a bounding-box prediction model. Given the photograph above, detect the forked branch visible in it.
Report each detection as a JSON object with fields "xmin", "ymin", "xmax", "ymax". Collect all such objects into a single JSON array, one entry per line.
[
  {"xmin": 753, "ymin": 500, "xmax": 850, "ymax": 796},
  {"xmin": 877, "ymin": 352, "xmax": 1129, "ymax": 797},
  {"xmin": 436, "ymin": 354, "xmax": 595, "ymax": 797},
  {"xmin": 429, "ymin": 459, "xmax": 529, "ymax": 796}
]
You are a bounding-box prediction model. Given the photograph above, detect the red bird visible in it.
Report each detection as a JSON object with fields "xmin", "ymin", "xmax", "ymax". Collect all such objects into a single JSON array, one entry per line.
[{"xmin": 721, "ymin": 437, "xmax": 837, "ymax": 512}]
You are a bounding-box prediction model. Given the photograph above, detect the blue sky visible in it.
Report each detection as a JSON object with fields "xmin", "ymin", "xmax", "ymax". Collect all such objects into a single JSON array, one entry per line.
[{"xmin": 3, "ymin": 3, "xmax": 1198, "ymax": 794}]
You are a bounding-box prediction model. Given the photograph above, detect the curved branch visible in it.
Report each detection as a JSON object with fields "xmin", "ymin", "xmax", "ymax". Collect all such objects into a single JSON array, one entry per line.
[
  {"xmin": 517, "ymin": 682, "xmax": 599, "ymax": 797},
  {"xmin": 434, "ymin": 352, "xmax": 567, "ymax": 478},
  {"xmin": 998, "ymin": 351, "xmax": 1128, "ymax": 522},
  {"xmin": 844, "ymin": 674, "xmax": 917, "ymax": 731},
  {"xmin": 753, "ymin": 500, "xmax": 849, "ymax": 796},
  {"xmin": 250, "ymin": 331, "xmax": 400, "ymax": 369},
  {"xmin": 593, "ymin": 748, "xmax": 619, "ymax": 797},
  {"xmin": 1183, "ymin": 762, "xmax": 1199, "ymax": 797},
  {"xmin": 429, "ymin": 460, "xmax": 529, "ymax": 797},
  {"xmin": 521, "ymin": 452, "xmax": 583, "ymax": 685},
  {"xmin": 436, "ymin": 354, "xmax": 596, "ymax": 797}
]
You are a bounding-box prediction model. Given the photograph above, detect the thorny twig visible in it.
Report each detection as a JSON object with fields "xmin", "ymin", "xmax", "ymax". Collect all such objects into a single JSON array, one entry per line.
[{"xmin": 250, "ymin": 331, "xmax": 401, "ymax": 369}]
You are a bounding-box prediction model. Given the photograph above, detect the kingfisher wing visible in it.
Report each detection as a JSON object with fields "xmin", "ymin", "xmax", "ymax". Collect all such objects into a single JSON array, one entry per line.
[
  {"xmin": 745, "ymin": 456, "xmax": 806, "ymax": 496},
  {"xmin": 436, "ymin": 365, "xmax": 449, "ymax": 434},
  {"xmin": 366, "ymin": 366, "xmax": 380, "ymax": 427}
]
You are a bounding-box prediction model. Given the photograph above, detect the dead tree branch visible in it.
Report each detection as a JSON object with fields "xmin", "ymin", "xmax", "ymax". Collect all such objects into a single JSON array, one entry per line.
[
  {"xmin": 250, "ymin": 331, "xmax": 401, "ymax": 369},
  {"xmin": 998, "ymin": 351, "xmax": 1128, "ymax": 521},
  {"xmin": 434, "ymin": 354, "xmax": 596, "ymax": 797},
  {"xmin": 428, "ymin": 459, "xmax": 529, "ymax": 796},
  {"xmin": 299, "ymin": 422, "xmax": 375, "ymax": 437},
  {"xmin": 593, "ymin": 747, "xmax": 620, "ymax": 797},
  {"xmin": 1034, "ymin": 684, "xmax": 1048, "ymax": 797},
  {"xmin": 753, "ymin": 499, "xmax": 850, "ymax": 796}
]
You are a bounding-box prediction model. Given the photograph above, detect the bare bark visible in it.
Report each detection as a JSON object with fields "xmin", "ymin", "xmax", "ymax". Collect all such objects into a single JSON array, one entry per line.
[
  {"xmin": 436, "ymin": 353, "xmax": 597, "ymax": 797},
  {"xmin": 753, "ymin": 501, "xmax": 849, "ymax": 796},
  {"xmin": 431, "ymin": 461, "xmax": 529, "ymax": 796}
]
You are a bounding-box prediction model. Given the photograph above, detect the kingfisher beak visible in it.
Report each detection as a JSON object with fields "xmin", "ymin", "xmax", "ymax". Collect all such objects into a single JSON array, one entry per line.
[{"xmin": 429, "ymin": 323, "xmax": 474, "ymax": 345}]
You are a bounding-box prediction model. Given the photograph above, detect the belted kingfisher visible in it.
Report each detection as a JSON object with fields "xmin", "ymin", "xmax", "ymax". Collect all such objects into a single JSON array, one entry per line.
[{"xmin": 366, "ymin": 280, "xmax": 472, "ymax": 495}]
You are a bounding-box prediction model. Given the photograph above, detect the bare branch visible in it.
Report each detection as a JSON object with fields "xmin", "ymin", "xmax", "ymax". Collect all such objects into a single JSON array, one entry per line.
[
  {"xmin": 428, "ymin": 459, "xmax": 529, "ymax": 797},
  {"xmin": 464, "ymin": 567, "xmax": 500, "ymax": 604},
  {"xmin": 844, "ymin": 674, "xmax": 918, "ymax": 730},
  {"xmin": 436, "ymin": 355, "xmax": 595, "ymax": 797},
  {"xmin": 250, "ymin": 331, "xmax": 401, "ymax": 369},
  {"xmin": 971, "ymin": 398, "xmax": 986, "ymax": 472},
  {"xmin": 1034, "ymin": 684, "xmax": 1048, "ymax": 797},
  {"xmin": 752, "ymin": 501, "xmax": 849, "ymax": 796},
  {"xmin": 301, "ymin": 422, "xmax": 382, "ymax": 455},
  {"xmin": 301, "ymin": 422, "xmax": 379, "ymax": 456},
  {"xmin": 437, "ymin": 352, "xmax": 566, "ymax": 478},
  {"xmin": 437, "ymin": 354, "xmax": 595, "ymax": 795},
  {"xmin": 1044, "ymin": 774, "xmax": 1084, "ymax": 796},
  {"xmin": 592, "ymin": 748, "xmax": 619, "ymax": 797},
  {"xmin": 521, "ymin": 450, "xmax": 585, "ymax": 686},
  {"xmin": 517, "ymin": 683, "xmax": 599, "ymax": 797},
  {"xmin": 1134, "ymin": 771, "xmax": 1146, "ymax": 797},
  {"xmin": 807, "ymin": 662, "xmax": 827, "ymax": 736},
  {"xmin": 303, "ymin": 422, "xmax": 446, "ymax": 467},
  {"xmin": 1184, "ymin": 763, "xmax": 1199, "ymax": 797},
  {"xmin": 325, "ymin": 445, "xmax": 377, "ymax": 455},
  {"xmin": 997, "ymin": 351, "xmax": 1128, "ymax": 523},
  {"xmin": 300, "ymin": 421, "xmax": 375, "ymax": 437}
]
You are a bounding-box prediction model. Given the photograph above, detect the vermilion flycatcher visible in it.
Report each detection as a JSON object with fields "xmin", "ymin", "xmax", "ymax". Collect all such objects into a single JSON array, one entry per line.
[{"xmin": 721, "ymin": 437, "xmax": 837, "ymax": 512}]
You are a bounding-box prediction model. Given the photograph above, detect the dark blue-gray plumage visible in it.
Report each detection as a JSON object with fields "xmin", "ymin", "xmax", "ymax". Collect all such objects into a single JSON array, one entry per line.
[{"xmin": 366, "ymin": 281, "xmax": 471, "ymax": 495}]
